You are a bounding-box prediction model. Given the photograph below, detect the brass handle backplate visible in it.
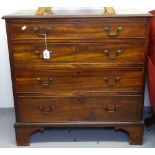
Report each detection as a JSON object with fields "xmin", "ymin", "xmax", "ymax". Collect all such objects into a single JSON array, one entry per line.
[
  {"xmin": 103, "ymin": 76, "xmax": 121, "ymax": 87},
  {"xmin": 103, "ymin": 49, "xmax": 123, "ymax": 59},
  {"xmin": 33, "ymin": 27, "xmax": 52, "ymax": 36},
  {"xmin": 103, "ymin": 104, "xmax": 119, "ymax": 113},
  {"xmin": 38, "ymin": 105, "xmax": 54, "ymax": 114},
  {"xmin": 36, "ymin": 77, "xmax": 54, "ymax": 87},
  {"xmin": 72, "ymin": 47, "xmax": 80, "ymax": 52},
  {"xmin": 35, "ymin": 50, "xmax": 52, "ymax": 60},
  {"xmin": 104, "ymin": 26, "xmax": 123, "ymax": 37}
]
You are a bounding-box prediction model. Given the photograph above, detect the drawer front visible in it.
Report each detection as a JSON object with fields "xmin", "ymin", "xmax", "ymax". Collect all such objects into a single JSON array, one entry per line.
[
  {"xmin": 15, "ymin": 68, "xmax": 143, "ymax": 93},
  {"xmin": 9, "ymin": 21, "xmax": 146, "ymax": 40},
  {"xmin": 12, "ymin": 43, "xmax": 145, "ymax": 67},
  {"xmin": 17, "ymin": 95, "xmax": 142, "ymax": 122}
]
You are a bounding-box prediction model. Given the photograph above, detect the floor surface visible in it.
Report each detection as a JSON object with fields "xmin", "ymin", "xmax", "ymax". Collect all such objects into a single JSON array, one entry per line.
[{"xmin": 0, "ymin": 108, "xmax": 155, "ymax": 148}]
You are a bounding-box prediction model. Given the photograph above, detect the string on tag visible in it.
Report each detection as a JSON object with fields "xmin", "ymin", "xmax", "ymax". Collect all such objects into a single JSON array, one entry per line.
[
  {"xmin": 43, "ymin": 33, "xmax": 51, "ymax": 59},
  {"xmin": 44, "ymin": 33, "xmax": 48, "ymax": 50}
]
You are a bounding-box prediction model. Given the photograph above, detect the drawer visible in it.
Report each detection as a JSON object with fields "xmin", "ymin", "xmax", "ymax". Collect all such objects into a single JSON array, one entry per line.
[
  {"xmin": 15, "ymin": 68, "xmax": 143, "ymax": 93},
  {"xmin": 17, "ymin": 95, "xmax": 142, "ymax": 122},
  {"xmin": 12, "ymin": 43, "xmax": 145, "ymax": 67},
  {"xmin": 9, "ymin": 21, "xmax": 146, "ymax": 40}
]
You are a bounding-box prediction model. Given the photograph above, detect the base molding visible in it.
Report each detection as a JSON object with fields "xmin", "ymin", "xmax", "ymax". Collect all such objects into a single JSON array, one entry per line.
[{"xmin": 14, "ymin": 122, "xmax": 144, "ymax": 146}]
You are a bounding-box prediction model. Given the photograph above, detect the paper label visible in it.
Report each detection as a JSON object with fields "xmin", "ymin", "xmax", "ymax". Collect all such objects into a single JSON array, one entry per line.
[{"xmin": 43, "ymin": 49, "xmax": 50, "ymax": 59}]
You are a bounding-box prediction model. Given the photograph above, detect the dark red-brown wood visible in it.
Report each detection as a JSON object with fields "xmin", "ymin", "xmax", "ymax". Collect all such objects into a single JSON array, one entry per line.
[
  {"xmin": 3, "ymin": 9, "xmax": 151, "ymax": 146},
  {"xmin": 16, "ymin": 95, "xmax": 142, "ymax": 122},
  {"xmin": 9, "ymin": 21, "xmax": 146, "ymax": 40},
  {"xmin": 15, "ymin": 68, "xmax": 143, "ymax": 93},
  {"xmin": 12, "ymin": 43, "xmax": 145, "ymax": 67}
]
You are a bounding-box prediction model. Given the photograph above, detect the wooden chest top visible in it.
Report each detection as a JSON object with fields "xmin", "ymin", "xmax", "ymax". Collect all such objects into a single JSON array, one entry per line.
[{"xmin": 2, "ymin": 8, "xmax": 151, "ymax": 18}]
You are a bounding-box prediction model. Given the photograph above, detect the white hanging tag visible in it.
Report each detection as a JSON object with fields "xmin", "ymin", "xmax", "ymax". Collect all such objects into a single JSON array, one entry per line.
[
  {"xmin": 42, "ymin": 34, "xmax": 51, "ymax": 59},
  {"xmin": 43, "ymin": 49, "xmax": 50, "ymax": 59}
]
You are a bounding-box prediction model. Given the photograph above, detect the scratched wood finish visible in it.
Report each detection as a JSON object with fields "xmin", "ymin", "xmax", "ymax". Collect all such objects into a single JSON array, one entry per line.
[
  {"xmin": 3, "ymin": 9, "xmax": 151, "ymax": 145},
  {"xmin": 12, "ymin": 43, "xmax": 145, "ymax": 67}
]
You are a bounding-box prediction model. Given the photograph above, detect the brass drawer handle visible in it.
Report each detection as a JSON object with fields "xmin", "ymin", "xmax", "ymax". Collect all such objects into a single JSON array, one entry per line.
[
  {"xmin": 103, "ymin": 49, "xmax": 122, "ymax": 59},
  {"xmin": 103, "ymin": 104, "xmax": 119, "ymax": 113},
  {"xmin": 103, "ymin": 76, "xmax": 121, "ymax": 87},
  {"xmin": 38, "ymin": 105, "xmax": 54, "ymax": 115},
  {"xmin": 37, "ymin": 77, "xmax": 54, "ymax": 87},
  {"xmin": 35, "ymin": 50, "xmax": 52, "ymax": 60},
  {"xmin": 104, "ymin": 26, "xmax": 122, "ymax": 37},
  {"xmin": 33, "ymin": 27, "xmax": 52, "ymax": 36},
  {"xmin": 72, "ymin": 47, "xmax": 80, "ymax": 52}
]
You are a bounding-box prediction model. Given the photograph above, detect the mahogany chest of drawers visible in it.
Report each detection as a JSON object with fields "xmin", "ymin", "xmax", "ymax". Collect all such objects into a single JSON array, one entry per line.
[{"xmin": 3, "ymin": 9, "xmax": 151, "ymax": 146}]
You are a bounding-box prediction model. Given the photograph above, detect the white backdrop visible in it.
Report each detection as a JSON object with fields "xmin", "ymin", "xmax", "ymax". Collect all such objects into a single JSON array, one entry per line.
[{"xmin": 0, "ymin": 0, "xmax": 154, "ymax": 108}]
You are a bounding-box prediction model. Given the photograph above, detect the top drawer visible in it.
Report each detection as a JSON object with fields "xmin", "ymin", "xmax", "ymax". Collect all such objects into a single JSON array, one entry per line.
[{"xmin": 9, "ymin": 20, "xmax": 146, "ymax": 40}]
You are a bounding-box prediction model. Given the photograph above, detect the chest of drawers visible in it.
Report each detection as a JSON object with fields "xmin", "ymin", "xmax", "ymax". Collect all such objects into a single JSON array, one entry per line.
[{"xmin": 3, "ymin": 9, "xmax": 151, "ymax": 146}]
